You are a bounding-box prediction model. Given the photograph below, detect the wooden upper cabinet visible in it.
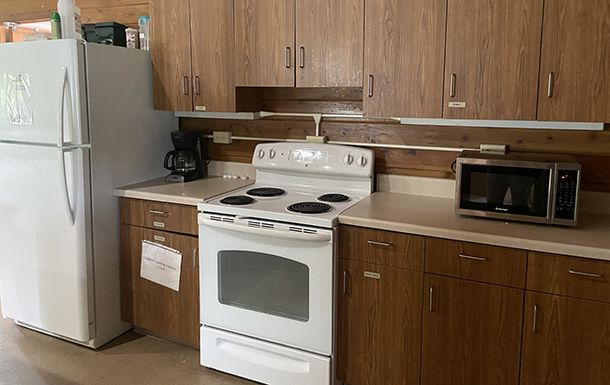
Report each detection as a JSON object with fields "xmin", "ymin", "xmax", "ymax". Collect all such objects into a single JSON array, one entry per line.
[
  {"xmin": 521, "ymin": 292, "xmax": 610, "ymax": 385},
  {"xmin": 444, "ymin": 0, "xmax": 544, "ymax": 120},
  {"xmin": 538, "ymin": 0, "xmax": 610, "ymax": 122},
  {"xmin": 150, "ymin": 0, "xmax": 192, "ymax": 111},
  {"xmin": 295, "ymin": 0, "xmax": 363, "ymax": 87},
  {"xmin": 363, "ymin": 0, "xmax": 447, "ymax": 118},
  {"xmin": 421, "ymin": 275, "xmax": 524, "ymax": 385},
  {"xmin": 190, "ymin": 0, "xmax": 236, "ymax": 112},
  {"xmin": 234, "ymin": 0, "xmax": 295, "ymax": 87}
]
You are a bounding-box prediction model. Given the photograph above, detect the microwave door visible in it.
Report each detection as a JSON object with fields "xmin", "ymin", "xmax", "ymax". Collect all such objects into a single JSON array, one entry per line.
[{"xmin": 457, "ymin": 164, "xmax": 553, "ymax": 223}]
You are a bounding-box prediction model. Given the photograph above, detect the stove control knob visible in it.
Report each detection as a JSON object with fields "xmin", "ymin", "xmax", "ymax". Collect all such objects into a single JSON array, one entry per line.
[
  {"xmin": 269, "ymin": 149, "xmax": 276, "ymax": 159},
  {"xmin": 343, "ymin": 154, "xmax": 354, "ymax": 165},
  {"xmin": 356, "ymin": 155, "xmax": 368, "ymax": 167},
  {"xmin": 257, "ymin": 149, "xmax": 266, "ymax": 159}
]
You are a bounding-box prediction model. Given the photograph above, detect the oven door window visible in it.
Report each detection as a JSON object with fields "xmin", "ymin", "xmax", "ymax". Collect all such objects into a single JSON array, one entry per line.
[
  {"xmin": 460, "ymin": 165, "xmax": 551, "ymax": 217},
  {"xmin": 218, "ymin": 251, "xmax": 309, "ymax": 322}
]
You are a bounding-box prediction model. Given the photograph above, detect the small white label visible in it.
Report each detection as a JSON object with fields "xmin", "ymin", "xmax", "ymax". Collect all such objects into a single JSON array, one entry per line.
[
  {"xmin": 364, "ymin": 271, "xmax": 381, "ymax": 279},
  {"xmin": 195, "ymin": 106, "xmax": 207, "ymax": 111},
  {"xmin": 153, "ymin": 221, "xmax": 165, "ymax": 228},
  {"xmin": 153, "ymin": 235, "xmax": 166, "ymax": 242},
  {"xmin": 448, "ymin": 102, "xmax": 466, "ymax": 108}
]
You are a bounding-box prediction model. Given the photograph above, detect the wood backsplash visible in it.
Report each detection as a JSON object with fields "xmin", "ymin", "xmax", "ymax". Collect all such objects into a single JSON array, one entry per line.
[
  {"xmin": 182, "ymin": 88, "xmax": 610, "ymax": 192},
  {"xmin": 0, "ymin": 0, "xmax": 147, "ymax": 27}
]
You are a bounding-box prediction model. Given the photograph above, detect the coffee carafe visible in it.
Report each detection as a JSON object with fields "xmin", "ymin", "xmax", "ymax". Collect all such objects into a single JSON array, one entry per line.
[{"xmin": 164, "ymin": 130, "xmax": 206, "ymax": 183}]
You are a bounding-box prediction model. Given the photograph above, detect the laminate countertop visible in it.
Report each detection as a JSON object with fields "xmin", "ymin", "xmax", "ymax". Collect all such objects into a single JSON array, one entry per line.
[
  {"xmin": 113, "ymin": 176, "xmax": 254, "ymax": 206},
  {"xmin": 339, "ymin": 192, "xmax": 610, "ymax": 261}
]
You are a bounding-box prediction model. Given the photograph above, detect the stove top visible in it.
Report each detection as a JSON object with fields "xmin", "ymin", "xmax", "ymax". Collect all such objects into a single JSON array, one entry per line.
[{"xmin": 198, "ymin": 143, "xmax": 375, "ymax": 228}]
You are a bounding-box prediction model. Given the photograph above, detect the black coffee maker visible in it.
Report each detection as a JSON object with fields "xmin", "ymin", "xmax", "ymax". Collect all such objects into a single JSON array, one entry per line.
[{"xmin": 164, "ymin": 130, "xmax": 206, "ymax": 183}]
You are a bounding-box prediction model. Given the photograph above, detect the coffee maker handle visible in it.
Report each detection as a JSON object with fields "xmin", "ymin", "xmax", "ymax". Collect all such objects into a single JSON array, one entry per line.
[{"xmin": 164, "ymin": 151, "xmax": 175, "ymax": 171}]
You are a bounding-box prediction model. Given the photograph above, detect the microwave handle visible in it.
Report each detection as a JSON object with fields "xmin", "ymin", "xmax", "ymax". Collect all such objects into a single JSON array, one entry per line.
[{"xmin": 199, "ymin": 217, "xmax": 332, "ymax": 243}]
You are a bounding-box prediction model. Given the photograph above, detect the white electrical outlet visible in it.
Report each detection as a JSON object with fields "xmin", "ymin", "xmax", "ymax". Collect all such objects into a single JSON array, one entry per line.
[
  {"xmin": 480, "ymin": 144, "xmax": 507, "ymax": 154},
  {"xmin": 213, "ymin": 131, "xmax": 232, "ymax": 144},
  {"xmin": 306, "ymin": 136, "xmax": 328, "ymax": 143}
]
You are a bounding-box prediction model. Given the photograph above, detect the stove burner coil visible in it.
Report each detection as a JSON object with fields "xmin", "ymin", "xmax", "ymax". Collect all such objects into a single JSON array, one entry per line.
[
  {"xmin": 287, "ymin": 202, "xmax": 333, "ymax": 214},
  {"xmin": 220, "ymin": 196, "xmax": 255, "ymax": 205},
  {"xmin": 246, "ymin": 187, "xmax": 286, "ymax": 197},
  {"xmin": 318, "ymin": 193, "xmax": 350, "ymax": 203}
]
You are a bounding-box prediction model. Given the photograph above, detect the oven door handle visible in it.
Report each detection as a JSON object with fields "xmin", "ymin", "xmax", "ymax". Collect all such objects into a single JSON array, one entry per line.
[{"xmin": 199, "ymin": 217, "xmax": 332, "ymax": 242}]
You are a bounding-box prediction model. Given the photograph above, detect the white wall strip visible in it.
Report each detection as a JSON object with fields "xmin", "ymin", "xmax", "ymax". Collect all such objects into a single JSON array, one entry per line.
[{"xmin": 400, "ymin": 118, "xmax": 605, "ymax": 131}]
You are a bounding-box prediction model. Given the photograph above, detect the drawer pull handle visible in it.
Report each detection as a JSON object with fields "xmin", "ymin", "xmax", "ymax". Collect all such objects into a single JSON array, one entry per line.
[
  {"xmin": 459, "ymin": 254, "xmax": 488, "ymax": 261},
  {"xmin": 149, "ymin": 210, "xmax": 166, "ymax": 215},
  {"xmin": 367, "ymin": 240, "xmax": 392, "ymax": 247},
  {"xmin": 429, "ymin": 286, "xmax": 434, "ymax": 312},
  {"xmin": 533, "ymin": 304, "xmax": 538, "ymax": 332},
  {"xmin": 153, "ymin": 235, "xmax": 166, "ymax": 242},
  {"xmin": 194, "ymin": 248, "xmax": 199, "ymax": 268},
  {"xmin": 343, "ymin": 271, "xmax": 347, "ymax": 294},
  {"xmin": 568, "ymin": 269, "xmax": 603, "ymax": 278}
]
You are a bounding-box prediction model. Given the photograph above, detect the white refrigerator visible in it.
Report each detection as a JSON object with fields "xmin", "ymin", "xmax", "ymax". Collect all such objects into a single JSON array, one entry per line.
[{"xmin": 0, "ymin": 40, "xmax": 176, "ymax": 348}]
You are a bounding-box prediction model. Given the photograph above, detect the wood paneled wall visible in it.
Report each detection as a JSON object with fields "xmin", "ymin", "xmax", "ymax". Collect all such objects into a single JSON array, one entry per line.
[
  {"xmin": 182, "ymin": 89, "xmax": 610, "ymax": 192},
  {"xmin": 0, "ymin": 0, "xmax": 148, "ymax": 27}
]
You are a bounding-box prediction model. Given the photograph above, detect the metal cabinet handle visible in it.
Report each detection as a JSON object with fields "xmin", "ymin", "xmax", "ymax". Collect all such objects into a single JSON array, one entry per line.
[
  {"xmin": 194, "ymin": 248, "xmax": 199, "ymax": 268},
  {"xmin": 533, "ymin": 304, "xmax": 538, "ymax": 332},
  {"xmin": 149, "ymin": 210, "xmax": 166, "ymax": 215},
  {"xmin": 343, "ymin": 271, "xmax": 347, "ymax": 294},
  {"xmin": 193, "ymin": 76, "xmax": 200, "ymax": 95},
  {"xmin": 450, "ymin": 74, "xmax": 456, "ymax": 97},
  {"xmin": 182, "ymin": 76, "xmax": 189, "ymax": 95},
  {"xmin": 568, "ymin": 269, "xmax": 603, "ymax": 278},
  {"xmin": 368, "ymin": 75, "xmax": 374, "ymax": 97},
  {"xmin": 547, "ymin": 72, "xmax": 554, "ymax": 98},
  {"xmin": 299, "ymin": 47, "xmax": 304, "ymax": 68},
  {"xmin": 285, "ymin": 47, "xmax": 291, "ymax": 68},
  {"xmin": 429, "ymin": 286, "xmax": 434, "ymax": 312},
  {"xmin": 459, "ymin": 254, "xmax": 488, "ymax": 261},
  {"xmin": 367, "ymin": 240, "xmax": 392, "ymax": 247}
]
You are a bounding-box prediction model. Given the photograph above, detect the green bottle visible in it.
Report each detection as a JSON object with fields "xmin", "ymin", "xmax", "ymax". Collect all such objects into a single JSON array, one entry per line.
[{"xmin": 51, "ymin": 12, "xmax": 62, "ymax": 40}]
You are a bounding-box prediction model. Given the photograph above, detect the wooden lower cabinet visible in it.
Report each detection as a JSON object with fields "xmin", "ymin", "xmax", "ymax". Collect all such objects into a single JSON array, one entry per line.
[
  {"xmin": 337, "ymin": 258, "xmax": 423, "ymax": 385},
  {"xmin": 520, "ymin": 292, "xmax": 610, "ymax": 385},
  {"xmin": 421, "ymin": 274, "xmax": 524, "ymax": 385},
  {"xmin": 120, "ymin": 224, "xmax": 200, "ymax": 345}
]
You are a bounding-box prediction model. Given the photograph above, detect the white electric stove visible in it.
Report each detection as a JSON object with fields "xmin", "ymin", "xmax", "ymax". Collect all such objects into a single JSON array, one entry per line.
[{"xmin": 197, "ymin": 142, "xmax": 374, "ymax": 385}]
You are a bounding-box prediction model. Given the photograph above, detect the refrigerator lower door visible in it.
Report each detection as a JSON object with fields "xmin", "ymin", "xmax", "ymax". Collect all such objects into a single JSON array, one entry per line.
[{"xmin": 0, "ymin": 142, "xmax": 94, "ymax": 342}]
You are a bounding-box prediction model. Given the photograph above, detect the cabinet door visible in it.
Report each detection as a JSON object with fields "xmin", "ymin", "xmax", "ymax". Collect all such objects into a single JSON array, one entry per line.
[
  {"xmin": 234, "ymin": 0, "xmax": 295, "ymax": 87},
  {"xmin": 521, "ymin": 292, "xmax": 610, "ymax": 385},
  {"xmin": 190, "ymin": 0, "xmax": 236, "ymax": 112},
  {"xmin": 120, "ymin": 224, "xmax": 200, "ymax": 345},
  {"xmin": 295, "ymin": 0, "xmax": 363, "ymax": 87},
  {"xmin": 444, "ymin": 0, "xmax": 544, "ymax": 120},
  {"xmin": 150, "ymin": 0, "xmax": 193, "ymax": 111},
  {"xmin": 337, "ymin": 259, "xmax": 422, "ymax": 385},
  {"xmin": 363, "ymin": 0, "xmax": 447, "ymax": 118},
  {"xmin": 421, "ymin": 275, "xmax": 523, "ymax": 385},
  {"xmin": 538, "ymin": 0, "xmax": 610, "ymax": 122}
]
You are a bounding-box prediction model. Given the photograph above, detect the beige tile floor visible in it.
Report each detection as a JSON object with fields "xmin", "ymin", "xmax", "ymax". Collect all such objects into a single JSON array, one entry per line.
[{"xmin": 0, "ymin": 296, "xmax": 256, "ymax": 385}]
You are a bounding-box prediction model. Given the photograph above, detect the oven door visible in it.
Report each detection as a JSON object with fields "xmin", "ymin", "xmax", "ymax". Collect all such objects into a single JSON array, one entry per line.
[{"xmin": 198, "ymin": 213, "xmax": 334, "ymax": 356}]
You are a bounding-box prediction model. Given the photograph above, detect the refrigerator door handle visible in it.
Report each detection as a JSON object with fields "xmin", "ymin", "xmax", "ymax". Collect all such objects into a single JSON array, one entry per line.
[
  {"xmin": 59, "ymin": 148, "xmax": 75, "ymax": 226},
  {"xmin": 58, "ymin": 66, "xmax": 68, "ymax": 147}
]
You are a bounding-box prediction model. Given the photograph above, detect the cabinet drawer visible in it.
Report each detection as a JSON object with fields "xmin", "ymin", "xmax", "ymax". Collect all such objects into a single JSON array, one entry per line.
[
  {"xmin": 425, "ymin": 238, "xmax": 527, "ymax": 288},
  {"xmin": 527, "ymin": 252, "xmax": 610, "ymax": 303},
  {"xmin": 339, "ymin": 225, "xmax": 424, "ymax": 271},
  {"xmin": 119, "ymin": 198, "xmax": 198, "ymax": 236}
]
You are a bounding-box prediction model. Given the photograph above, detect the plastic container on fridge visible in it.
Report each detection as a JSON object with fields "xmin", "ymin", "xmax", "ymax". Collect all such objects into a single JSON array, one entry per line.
[{"xmin": 138, "ymin": 16, "xmax": 150, "ymax": 51}]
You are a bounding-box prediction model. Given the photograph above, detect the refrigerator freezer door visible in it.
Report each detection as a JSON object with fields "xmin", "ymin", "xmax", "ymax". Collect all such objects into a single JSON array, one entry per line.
[
  {"xmin": 0, "ymin": 40, "xmax": 88, "ymax": 145},
  {"xmin": 0, "ymin": 142, "xmax": 94, "ymax": 342}
]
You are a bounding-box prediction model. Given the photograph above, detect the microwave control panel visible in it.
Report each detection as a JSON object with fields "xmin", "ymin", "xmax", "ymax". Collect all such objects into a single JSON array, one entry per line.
[{"xmin": 555, "ymin": 169, "xmax": 579, "ymax": 220}]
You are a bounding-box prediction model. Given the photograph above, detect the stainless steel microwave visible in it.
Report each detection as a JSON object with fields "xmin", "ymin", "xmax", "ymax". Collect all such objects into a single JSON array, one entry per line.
[{"xmin": 455, "ymin": 151, "xmax": 581, "ymax": 226}]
